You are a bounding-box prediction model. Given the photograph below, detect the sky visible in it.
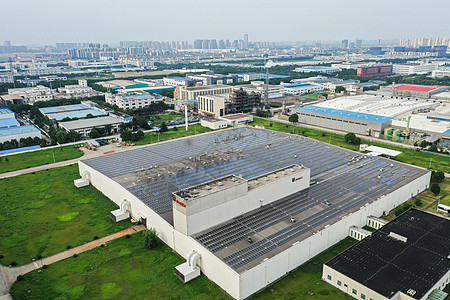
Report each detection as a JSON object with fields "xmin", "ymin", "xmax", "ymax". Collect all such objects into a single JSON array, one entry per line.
[{"xmin": 1, "ymin": 0, "xmax": 449, "ymax": 45}]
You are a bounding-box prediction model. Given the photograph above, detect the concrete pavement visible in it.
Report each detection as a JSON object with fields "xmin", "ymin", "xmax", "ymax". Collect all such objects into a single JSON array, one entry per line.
[{"xmin": 0, "ymin": 225, "xmax": 145, "ymax": 299}]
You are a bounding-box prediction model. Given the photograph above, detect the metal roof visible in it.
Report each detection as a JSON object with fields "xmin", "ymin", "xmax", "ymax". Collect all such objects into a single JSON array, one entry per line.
[
  {"xmin": 0, "ymin": 125, "xmax": 40, "ymax": 137},
  {"xmin": 0, "ymin": 107, "xmax": 14, "ymax": 115},
  {"xmin": 0, "ymin": 118, "xmax": 20, "ymax": 128},
  {"xmin": 297, "ymin": 106, "xmax": 392, "ymax": 123}
]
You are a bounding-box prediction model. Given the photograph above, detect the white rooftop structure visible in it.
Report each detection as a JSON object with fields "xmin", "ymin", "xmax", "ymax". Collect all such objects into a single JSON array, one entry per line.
[
  {"xmin": 315, "ymin": 95, "xmax": 436, "ymax": 118},
  {"xmin": 364, "ymin": 146, "xmax": 402, "ymax": 157}
]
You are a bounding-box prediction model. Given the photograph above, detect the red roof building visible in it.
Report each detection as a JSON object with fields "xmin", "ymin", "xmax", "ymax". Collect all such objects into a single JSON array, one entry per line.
[{"xmin": 394, "ymin": 85, "xmax": 441, "ymax": 92}]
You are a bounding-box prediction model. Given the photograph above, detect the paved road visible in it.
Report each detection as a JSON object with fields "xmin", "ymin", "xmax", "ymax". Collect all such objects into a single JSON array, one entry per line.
[{"xmin": 0, "ymin": 225, "xmax": 145, "ymax": 299}]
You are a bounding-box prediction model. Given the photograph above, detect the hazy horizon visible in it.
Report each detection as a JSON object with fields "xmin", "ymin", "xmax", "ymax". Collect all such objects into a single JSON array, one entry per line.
[{"xmin": 1, "ymin": 0, "xmax": 449, "ymax": 45}]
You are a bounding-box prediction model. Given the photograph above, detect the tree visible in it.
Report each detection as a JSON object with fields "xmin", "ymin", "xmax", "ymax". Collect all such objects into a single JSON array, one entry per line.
[
  {"xmin": 120, "ymin": 130, "xmax": 132, "ymax": 141},
  {"xmin": 335, "ymin": 86, "xmax": 346, "ymax": 93},
  {"xmin": 55, "ymin": 129, "xmax": 68, "ymax": 144},
  {"xmin": 159, "ymin": 122, "xmax": 168, "ymax": 133},
  {"xmin": 431, "ymin": 171, "xmax": 445, "ymax": 183},
  {"xmin": 353, "ymin": 137, "xmax": 361, "ymax": 145},
  {"xmin": 142, "ymin": 228, "xmax": 160, "ymax": 249},
  {"xmin": 255, "ymin": 109, "xmax": 270, "ymax": 118},
  {"xmin": 172, "ymin": 125, "xmax": 178, "ymax": 131},
  {"xmin": 429, "ymin": 144, "xmax": 438, "ymax": 152},
  {"xmin": 104, "ymin": 124, "xmax": 112, "ymax": 135},
  {"xmin": 68, "ymin": 130, "xmax": 81, "ymax": 142},
  {"xmin": 89, "ymin": 128, "xmax": 100, "ymax": 139},
  {"xmin": 420, "ymin": 140, "xmax": 427, "ymax": 148},
  {"xmin": 288, "ymin": 114, "xmax": 299, "ymax": 123},
  {"xmin": 344, "ymin": 132, "xmax": 356, "ymax": 143},
  {"xmin": 430, "ymin": 183, "xmax": 440, "ymax": 195}
]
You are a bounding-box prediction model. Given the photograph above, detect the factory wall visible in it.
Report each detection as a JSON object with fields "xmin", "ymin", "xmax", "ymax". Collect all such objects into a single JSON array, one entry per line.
[
  {"xmin": 322, "ymin": 264, "xmax": 389, "ymax": 300},
  {"xmin": 78, "ymin": 161, "xmax": 175, "ymax": 248},
  {"xmin": 0, "ymin": 130, "xmax": 42, "ymax": 143},
  {"xmin": 173, "ymin": 230, "xmax": 241, "ymax": 299},
  {"xmin": 238, "ymin": 171, "xmax": 430, "ymax": 300},
  {"xmin": 297, "ymin": 112, "xmax": 389, "ymax": 137}
]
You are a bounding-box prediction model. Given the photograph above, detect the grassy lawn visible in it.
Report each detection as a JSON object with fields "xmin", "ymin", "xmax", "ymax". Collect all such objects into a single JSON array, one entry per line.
[
  {"xmin": 150, "ymin": 113, "xmax": 185, "ymax": 125},
  {"xmin": 10, "ymin": 231, "xmax": 230, "ymax": 300},
  {"xmin": 252, "ymin": 117, "xmax": 450, "ymax": 173},
  {"xmin": 0, "ymin": 146, "xmax": 83, "ymax": 174},
  {"xmin": 383, "ymin": 178, "xmax": 449, "ymax": 221},
  {"xmin": 10, "ymin": 234, "xmax": 357, "ymax": 300},
  {"xmin": 252, "ymin": 238, "xmax": 356, "ymax": 300},
  {"xmin": 0, "ymin": 164, "xmax": 131, "ymax": 266},
  {"xmin": 134, "ymin": 124, "xmax": 212, "ymax": 145}
]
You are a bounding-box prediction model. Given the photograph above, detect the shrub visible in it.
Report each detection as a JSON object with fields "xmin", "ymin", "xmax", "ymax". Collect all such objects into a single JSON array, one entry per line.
[
  {"xmin": 67, "ymin": 245, "xmax": 71, "ymax": 249},
  {"xmin": 142, "ymin": 228, "xmax": 161, "ymax": 249},
  {"xmin": 430, "ymin": 183, "xmax": 440, "ymax": 195},
  {"xmin": 321, "ymin": 132, "xmax": 326, "ymax": 137},
  {"xmin": 16, "ymin": 275, "xmax": 24, "ymax": 282},
  {"xmin": 101, "ymin": 244, "xmax": 105, "ymax": 247},
  {"xmin": 73, "ymin": 254, "xmax": 78, "ymax": 258},
  {"xmin": 93, "ymin": 236, "xmax": 99, "ymax": 240},
  {"xmin": 125, "ymin": 234, "xmax": 131, "ymax": 239},
  {"xmin": 0, "ymin": 254, "xmax": 4, "ymax": 259},
  {"xmin": 10, "ymin": 261, "xmax": 17, "ymax": 266},
  {"xmin": 414, "ymin": 199, "xmax": 423, "ymax": 207},
  {"xmin": 37, "ymin": 255, "xmax": 42, "ymax": 259},
  {"xmin": 42, "ymin": 265, "xmax": 48, "ymax": 269},
  {"xmin": 269, "ymin": 123, "xmax": 273, "ymax": 127}
]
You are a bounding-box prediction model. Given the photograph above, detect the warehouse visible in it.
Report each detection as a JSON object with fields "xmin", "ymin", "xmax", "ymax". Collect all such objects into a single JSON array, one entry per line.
[
  {"xmin": 59, "ymin": 115, "xmax": 129, "ymax": 137},
  {"xmin": 296, "ymin": 106, "xmax": 392, "ymax": 137},
  {"xmin": 39, "ymin": 104, "xmax": 107, "ymax": 121},
  {"xmin": 76, "ymin": 127, "xmax": 430, "ymax": 300},
  {"xmin": 323, "ymin": 209, "xmax": 449, "ymax": 300}
]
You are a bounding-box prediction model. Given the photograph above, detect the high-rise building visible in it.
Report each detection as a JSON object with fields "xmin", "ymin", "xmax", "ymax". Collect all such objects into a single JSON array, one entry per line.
[
  {"xmin": 243, "ymin": 34, "xmax": 249, "ymax": 49},
  {"xmin": 341, "ymin": 39, "xmax": 349, "ymax": 49},
  {"xmin": 356, "ymin": 39, "xmax": 362, "ymax": 49}
]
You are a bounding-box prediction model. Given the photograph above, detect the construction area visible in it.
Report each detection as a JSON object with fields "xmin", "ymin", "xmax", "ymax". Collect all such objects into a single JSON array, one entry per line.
[{"xmin": 76, "ymin": 126, "xmax": 430, "ymax": 300}]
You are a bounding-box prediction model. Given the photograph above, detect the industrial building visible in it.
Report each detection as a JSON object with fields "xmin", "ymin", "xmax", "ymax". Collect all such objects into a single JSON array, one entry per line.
[
  {"xmin": 175, "ymin": 85, "xmax": 234, "ymax": 101},
  {"xmin": 0, "ymin": 107, "xmax": 42, "ymax": 143},
  {"xmin": 294, "ymin": 66, "xmax": 338, "ymax": 74},
  {"xmin": 393, "ymin": 62, "xmax": 438, "ymax": 75},
  {"xmin": 282, "ymin": 82, "xmax": 322, "ymax": 95},
  {"xmin": 39, "ymin": 103, "xmax": 107, "ymax": 121},
  {"xmin": 431, "ymin": 67, "xmax": 450, "ymax": 78},
  {"xmin": 295, "ymin": 95, "xmax": 437, "ymax": 137},
  {"xmin": 76, "ymin": 126, "xmax": 429, "ymax": 300},
  {"xmin": 163, "ymin": 77, "xmax": 194, "ymax": 86},
  {"xmin": 59, "ymin": 115, "xmax": 130, "ymax": 137},
  {"xmin": 239, "ymin": 81, "xmax": 284, "ymax": 99},
  {"xmin": 356, "ymin": 65, "xmax": 393, "ymax": 78},
  {"xmin": 391, "ymin": 84, "xmax": 449, "ymax": 99},
  {"xmin": 8, "ymin": 85, "xmax": 56, "ymax": 104},
  {"xmin": 323, "ymin": 209, "xmax": 449, "ymax": 300},
  {"xmin": 57, "ymin": 80, "xmax": 98, "ymax": 98},
  {"xmin": 105, "ymin": 92, "xmax": 162, "ymax": 110},
  {"xmin": 198, "ymin": 88, "xmax": 261, "ymax": 118},
  {"xmin": 186, "ymin": 74, "xmax": 238, "ymax": 85}
]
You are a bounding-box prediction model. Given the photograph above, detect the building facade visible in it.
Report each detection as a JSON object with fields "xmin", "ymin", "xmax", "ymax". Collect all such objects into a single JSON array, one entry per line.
[
  {"xmin": 175, "ymin": 85, "xmax": 234, "ymax": 101},
  {"xmin": 357, "ymin": 65, "xmax": 393, "ymax": 77}
]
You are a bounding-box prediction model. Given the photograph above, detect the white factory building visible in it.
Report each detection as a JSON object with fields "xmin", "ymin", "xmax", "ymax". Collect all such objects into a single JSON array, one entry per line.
[
  {"xmin": 296, "ymin": 95, "xmax": 437, "ymax": 137},
  {"xmin": 8, "ymin": 85, "xmax": 56, "ymax": 104},
  {"xmin": 105, "ymin": 92, "xmax": 162, "ymax": 110},
  {"xmin": 393, "ymin": 62, "xmax": 438, "ymax": 75},
  {"xmin": 239, "ymin": 81, "xmax": 285, "ymax": 99},
  {"xmin": 75, "ymin": 127, "xmax": 430, "ymax": 300}
]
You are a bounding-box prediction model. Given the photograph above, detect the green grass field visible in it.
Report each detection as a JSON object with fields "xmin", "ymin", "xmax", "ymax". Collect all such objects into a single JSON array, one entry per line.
[
  {"xmin": 252, "ymin": 117, "xmax": 450, "ymax": 173},
  {"xmin": 150, "ymin": 113, "xmax": 185, "ymax": 124},
  {"xmin": 10, "ymin": 233, "xmax": 356, "ymax": 300},
  {"xmin": 134, "ymin": 124, "xmax": 212, "ymax": 145},
  {"xmin": 10, "ymin": 231, "xmax": 230, "ymax": 300},
  {"xmin": 0, "ymin": 165, "xmax": 131, "ymax": 266},
  {"xmin": 0, "ymin": 146, "xmax": 83, "ymax": 174}
]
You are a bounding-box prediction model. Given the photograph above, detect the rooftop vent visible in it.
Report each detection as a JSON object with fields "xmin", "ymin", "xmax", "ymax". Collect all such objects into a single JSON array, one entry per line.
[
  {"xmin": 407, "ymin": 289, "xmax": 416, "ymax": 296},
  {"xmin": 389, "ymin": 232, "xmax": 407, "ymax": 243},
  {"xmin": 205, "ymin": 185, "xmax": 211, "ymax": 190},
  {"xmin": 217, "ymin": 181, "xmax": 223, "ymax": 186},
  {"xmin": 247, "ymin": 237, "xmax": 253, "ymax": 243}
]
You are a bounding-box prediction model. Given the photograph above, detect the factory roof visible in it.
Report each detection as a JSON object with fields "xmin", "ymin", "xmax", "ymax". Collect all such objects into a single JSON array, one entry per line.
[
  {"xmin": 59, "ymin": 116, "xmax": 124, "ymax": 130},
  {"xmin": 297, "ymin": 106, "xmax": 392, "ymax": 123},
  {"xmin": 167, "ymin": 77, "xmax": 191, "ymax": 81},
  {"xmin": 0, "ymin": 125, "xmax": 40, "ymax": 137},
  {"xmin": 325, "ymin": 209, "xmax": 450, "ymax": 300},
  {"xmin": 300, "ymin": 66, "xmax": 334, "ymax": 70},
  {"xmin": 394, "ymin": 85, "xmax": 442, "ymax": 92},
  {"xmin": 0, "ymin": 107, "xmax": 14, "ymax": 115},
  {"xmin": 0, "ymin": 118, "xmax": 20, "ymax": 128},
  {"xmin": 284, "ymin": 83, "xmax": 320, "ymax": 89},
  {"xmin": 39, "ymin": 104, "xmax": 91, "ymax": 114},
  {"xmin": 82, "ymin": 127, "xmax": 427, "ymax": 274}
]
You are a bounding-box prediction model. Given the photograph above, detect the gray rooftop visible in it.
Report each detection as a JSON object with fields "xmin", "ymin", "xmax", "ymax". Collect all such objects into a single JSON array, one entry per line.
[
  {"xmin": 59, "ymin": 116, "xmax": 124, "ymax": 130},
  {"xmin": 82, "ymin": 127, "xmax": 428, "ymax": 273}
]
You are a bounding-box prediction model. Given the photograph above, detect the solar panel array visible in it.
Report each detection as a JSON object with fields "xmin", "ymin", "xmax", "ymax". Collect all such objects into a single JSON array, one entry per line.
[
  {"xmin": 193, "ymin": 153, "xmax": 425, "ymax": 272},
  {"xmin": 83, "ymin": 126, "xmax": 426, "ymax": 272}
]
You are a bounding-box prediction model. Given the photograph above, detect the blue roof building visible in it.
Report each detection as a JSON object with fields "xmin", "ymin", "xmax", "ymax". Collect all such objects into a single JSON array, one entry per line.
[{"xmin": 296, "ymin": 106, "xmax": 392, "ymax": 137}]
